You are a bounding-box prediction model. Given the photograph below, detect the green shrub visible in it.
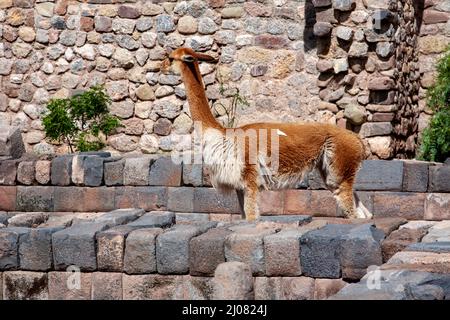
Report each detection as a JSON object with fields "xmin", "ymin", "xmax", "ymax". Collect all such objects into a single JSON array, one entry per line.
[
  {"xmin": 418, "ymin": 48, "xmax": 450, "ymax": 162},
  {"xmin": 42, "ymin": 85, "xmax": 121, "ymax": 153}
]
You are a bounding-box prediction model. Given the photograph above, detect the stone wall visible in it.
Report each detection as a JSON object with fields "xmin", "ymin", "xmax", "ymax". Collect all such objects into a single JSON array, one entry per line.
[{"xmin": 0, "ymin": 0, "xmax": 449, "ymax": 158}]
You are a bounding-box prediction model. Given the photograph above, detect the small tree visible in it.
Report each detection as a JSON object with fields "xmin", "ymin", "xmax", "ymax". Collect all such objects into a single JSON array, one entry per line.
[
  {"xmin": 418, "ymin": 48, "xmax": 450, "ymax": 162},
  {"xmin": 42, "ymin": 85, "xmax": 121, "ymax": 153}
]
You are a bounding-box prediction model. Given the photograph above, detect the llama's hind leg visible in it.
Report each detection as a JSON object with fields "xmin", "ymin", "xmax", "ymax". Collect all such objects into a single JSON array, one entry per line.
[{"xmin": 243, "ymin": 187, "xmax": 259, "ymax": 222}]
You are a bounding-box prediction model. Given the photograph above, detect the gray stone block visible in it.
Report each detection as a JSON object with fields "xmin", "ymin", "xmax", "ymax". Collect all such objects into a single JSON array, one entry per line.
[
  {"xmin": 0, "ymin": 159, "xmax": 18, "ymax": 185},
  {"xmin": 52, "ymin": 222, "xmax": 110, "ymax": 271},
  {"xmin": 355, "ymin": 160, "xmax": 403, "ymax": 191},
  {"xmin": 104, "ymin": 159, "xmax": 124, "ymax": 186},
  {"xmin": 193, "ymin": 187, "xmax": 241, "ymax": 214},
  {"xmin": 94, "ymin": 208, "xmax": 144, "ymax": 227},
  {"xmin": 123, "ymin": 157, "xmax": 152, "ymax": 186},
  {"xmin": 127, "ymin": 211, "xmax": 175, "ymax": 228},
  {"xmin": 72, "ymin": 155, "xmax": 104, "ymax": 187},
  {"xmin": 340, "ymin": 224, "xmax": 384, "ymax": 280},
  {"xmin": 168, "ymin": 187, "xmax": 194, "ymax": 212},
  {"xmin": 402, "ymin": 161, "xmax": 429, "ymax": 192},
  {"xmin": 51, "ymin": 156, "xmax": 73, "ymax": 186},
  {"xmin": 175, "ymin": 212, "xmax": 209, "ymax": 223},
  {"xmin": 182, "ymin": 161, "xmax": 203, "ymax": 187},
  {"xmin": 149, "ymin": 156, "xmax": 182, "ymax": 186},
  {"xmin": 19, "ymin": 227, "xmax": 64, "ymax": 271},
  {"xmin": 0, "ymin": 212, "xmax": 8, "ymax": 225},
  {"xmin": 7, "ymin": 212, "xmax": 48, "ymax": 228},
  {"xmin": 189, "ymin": 228, "xmax": 232, "ymax": 276},
  {"xmin": 0, "ymin": 126, "xmax": 25, "ymax": 159},
  {"xmin": 156, "ymin": 223, "xmax": 215, "ymax": 274},
  {"xmin": 405, "ymin": 242, "xmax": 450, "ymax": 254},
  {"xmin": 300, "ymin": 224, "xmax": 354, "ymax": 278},
  {"xmin": 429, "ymin": 165, "xmax": 450, "ymax": 192},
  {"xmin": 0, "ymin": 227, "xmax": 29, "ymax": 270},
  {"xmin": 259, "ymin": 215, "xmax": 312, "ymax": 225},
  {"xmin": 16, "ymin": 186, "xmax": 54, "ymax": 212},
  {"xmin": 79, "ymin": 151, "xmax": 111, "ymax": 158},
  {"xmin": 124, "ymin": 228, "xmax": 163, "ymax": 274}
]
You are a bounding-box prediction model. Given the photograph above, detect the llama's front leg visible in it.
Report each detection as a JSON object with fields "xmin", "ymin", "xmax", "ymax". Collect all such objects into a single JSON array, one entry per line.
[{"xmin": 243, "ymin": 186, "xmax": 259, "ymax": 222}]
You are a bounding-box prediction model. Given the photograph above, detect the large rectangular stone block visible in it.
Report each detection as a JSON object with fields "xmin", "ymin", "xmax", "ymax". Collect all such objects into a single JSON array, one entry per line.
[
  {"xmin": 429, "ymin": 165, "xmax": 450, "ymax": 192},
  {"xmin": 124, "ymin": 228, "xmax": 163, "ymax": 274},
  {"xmin": 92, "ymin": 272, "xmax": 123, "ymax": 300},
  {"xmin": 258, "ymin": 190, "xmax": 284, "ymax": 215},
  {"xmin": 182, "ymin": 161, "xmax": 203, "ymax": 187},
  {"xmin": 16, "ymin": 186, "xmax": 54, "ymax": 212},
  {"xmin": 425, "ymin": 193, "xmax": 450, "ymax": 220},
  {"xmin": 189, "ymin": 228, "xmax": 232, "ymax": 276},
  {"xmin": 115, "ymin": 186, "xmax": 168, "ymax": 211},
  {"xmin": 123, "ymin": 157, "xmax": 152, "ymax": 186},
  {"xmin": 402, "ymin": 161, "xmax": 429, "ymax": 192},
  {"xmin": 193, "ymin": 187, "xmax": 241, "ymax": 214},
  {"xmin": 17, "ymin": 161, "xmax": 35, "ymax": 185},
  {"xmin": 52, "ymin": 222, "xmax": 110, "ymax": 271},
  {"xmin": 0, "ymin": 160, "xmax": 18, "ymax": 185},
  {"xmin": 355, "ymin": 160, "xmax": 403, "ymax": 191},
  {"xmin": 156, "ymin": 223, "xmax": 216, "ymax": 274},
  {"xmin": 212, "ymin": 262, "xmax": 254, "ymax": 300},
  {"xmin": 127, "ymin": 211, "xmax": 175, "ymax": 228},
  {"xmin": 373, "ymin": 192, "xmax": 425, "ymax": 220},
  {"xmin": 300, "ymin": 224, "xmax": 354, "ymax": 278},
  {"xmin": 167, "ymin": 187, "xmax": 194, "ymax": 212},
  {"xmin": 224, "ymin": 226, "xmax": 277, "ymax": 276},
  {"xmin": 122, "ymin": 274, "xmax": 179, "ymax": 300},
  {"xmin": 48, "ymin": 272, "xmax": 92, "ymax": 300},
  {"xmin": 254, "ymin": 277, "xmax": 315, "ymax": 300},
  {"xmin": 95, "ymin": 208, "xmax": 144, "ymax": 227},
  {"xmin": 19, "ymin": 227, "xmax": 64, "ymax": 271},
  {"xmin": 51, "ymin": 156, "xmax": 73, "ymax": 186},
  {"xmin": 0, "ymin": 227, "xmax": 29, "ymax": 270},
  {"xmin": 104, "ymin": 159, "xmax": 124, "ymax": 186},
  {"xmin": 149, "ymin": 156, "xmax": 182, "ymax": 186},
  {"xmin": 54, "ymin": 187, "xmax": 115, "ymax": 212},
  {"xmin": 71, "ymin": 155, "xmax": 104, "ymax": 187},
  {"xmin": 0, "ymin": 186, "xmax": 16, "ymax": 211},
  {"xmin": 96, "ymin": 225, "xmax": 138, "ymax": 272},
  {"xmin": 2, "ymin": 271, "xmax": 48, "ymax": 300}
]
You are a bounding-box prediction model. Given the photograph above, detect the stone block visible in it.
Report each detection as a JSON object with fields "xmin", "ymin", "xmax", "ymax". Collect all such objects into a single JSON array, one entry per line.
[
  {"xmin": 124, "ymin": 228, "xmax": 163, "ymax": 274},
  {"xmin": 122, "ymin": 274, "xmax": 179, "ymax": 300},
  {"xmin": 258, "ymin": 190, "xmax": 284, "ymax": 215},
  {"xmin": 52, "ymin": 222, "xmax": 110, "ymax": 271},
  {"xmin": 402, "ymin": 161, "xmax": 429, "ymax": 192},
  {"xmin": 182, "ymin": 159, "xmax": 203, "ymax": 187},
  {"xmin": 425, "ymin": 193, "xmax": 450, "ymax": 220},
  {"xmin": 189, "ymin": 228, "xmax": 232, "ymax": 276},
  {"xmin": 372, "ymin": 217, "xmax": 407, "ymax": 236},
  {"xmin": 355, "ymin": 160, "xmax": 403, "ymax": 191},
  {"xmin": 340, "ymin": 224, "xmax": 384, "ymax": 280},
  {"xmin": 19, "ymin": 227, "xmax": 63, "ymax": 271},
  {"xmin": 259, "ymin": 215, "xmax": 311, "ymax": 225},
  {"xmin": 123, "ymin": 157, "xmax": 152, "ymax": 186},
  {"xmin": 167, "ymin": 187, "xmax": 194, "ymax": 212},
  {"xmin": 95, "ymin": 208, "xmax": 144, "ymax": 227},
  {"xmin": 35, "ymin": 160, "xmax": 51, "ymax": 185},
  {"xmin": 115, "ymin": 186, "xmax": 168, "ymax": 211},
  {"xmin": 213, "ymin": 262, "xmax": 254, "ymax": 300},
  {"xmin": 422, "ymin": 221, "xmax": 450, "ymax": 242},
  {"xmin": 373, "ymin": 192, "xmax": 425, "ymax": 220},
  {"xmin": 91, "ymin": 272, "xmax": 122, "ymax": 300},
  {"xmin": 175, "ymin": 213, "xmax": 209, "ymax": 223},
  {"xmin": 8, "ymin": 212, "xmax": 48, "ymax": 228},
  {"xmin": 314, "ymin": 278, "xmax": 347, "ymax": 300},
  {"xmin": 149, "ymin": 156, "xmax": 182, "ymax": 186},
  {"xmin": 254, "ymin": 277, "xmax": 315, "ymax": 300},
  {"xmin": 156, "ymin": 223, "xmax": 216, "ymax": 274},
  {"xmin": 381, "ymin": 227, "xmax": 428, "ymax": 262},
  {"xmin": 0, "ymin": 186, "xmax": 16, "ymax": 211},
  {"xmin": 264, "ymin": 220, "xmax": 327, "ymax": 276},
  {"xmin": 0, "ymin": 126, "xmax": 25, "ymax": 159},
  {"xmin": 406, "ymin": 242, "xmax": 450, "ymax": 254},
  {"xmin": 429, "ymin": 165, "xmax": 450, "ymax": 192},
  {"xmin": 51, "ymin": 156, "xmax": 73, "ymax": 186},
  {"xmin": 127, "ymin": 211, "xmax": 175, "ymax": 228},
  {"xmin": 386, "ymin": 251, "xmax": 450, "ymax": 274},
  {"xmin": 0, "ymin": 227, "xmax": 29, "ymax": 270},
  {"xmin": 0, "ymin": 160, "xmax": 18, "ymax": 185},
  {"xmin": 48, "ymin": 272, "xmax": 92, "ymax": 300},
  {"xmin": 172, "ymin": 275, "xmax": 214, "ymax": 300},
  {"xmin": 16, "ymin": 186, "xmax": 54, "ymax": 212},
  {"xmin": 2, "ymin": 271, "xmax": 48, "ymax": 300},
  {"xmin": 224, "ymin": 226, "xmax": 277, "ymax": 276},
  {"xmin": 53, "ymin": 186, "xmax": 115, "ymax": 212},
  {"xmin": 96, "ymin": 225, "xmax": 138, "ymax": 272},
  {"xmin": 104, "ymin": 159, "xmax": 125, "ymax": 186},
  {"xmin": 71, "ymin": 155, "xmax": 104, "ymax": 187},
  {"xmin": 193, "ymin": 188, "xmax": 241, "ymax": 214},
  {"xmin": 17, "ymin": 161, "xmax": 35, "ymax": 185},
  {"xmin": 300, "ymin": 224, "xmax": 354, "ymax": 278}
]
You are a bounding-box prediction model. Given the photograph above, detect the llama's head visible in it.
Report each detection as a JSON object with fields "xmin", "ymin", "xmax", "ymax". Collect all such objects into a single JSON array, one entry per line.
[{"xmin": 161, "ymin": 47, "xmax": 217, "ymax": 75}]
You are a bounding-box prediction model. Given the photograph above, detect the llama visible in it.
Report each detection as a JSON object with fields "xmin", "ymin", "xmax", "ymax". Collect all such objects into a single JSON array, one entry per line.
[{"xmin": 162, "ymin": 47, "xmax": 372, "ymax": 221}]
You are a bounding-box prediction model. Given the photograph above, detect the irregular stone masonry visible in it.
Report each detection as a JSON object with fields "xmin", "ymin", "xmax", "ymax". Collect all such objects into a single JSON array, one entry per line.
[
  {"xmin": 2, "ymin": 208, "xmax": 450, "ymax": 300},
  {"xmin": 0, "ymin": 1, "xmax": 447, "ymax": 159}
]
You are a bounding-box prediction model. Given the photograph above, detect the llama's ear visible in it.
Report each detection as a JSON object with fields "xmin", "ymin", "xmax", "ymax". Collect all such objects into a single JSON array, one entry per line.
[
  {"xmin": 181, "ymin": 54, "xmax": 196, "ymax": 63},
  {"xmin": 194, "ymin": 52, "xmax": 217, "ymax": 62}
]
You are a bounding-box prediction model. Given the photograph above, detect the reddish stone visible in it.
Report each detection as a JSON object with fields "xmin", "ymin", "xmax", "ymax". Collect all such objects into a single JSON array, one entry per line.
[
  {"xmin": 2, "ymin": 25, "xmax": 18, "ymax": 42},
  {"xmin": 372, "ymin": 217, "xmax": 407, "ymax": 236},
  {"xmin": 3, "ymin": 271, "xmax": 48, "ymax": 300},
  {"xmin": 80, "ymin": 17, "xmax": 94, "ymax": 32},
  {"xmin": 48, "ymin": 272, "xmax": 92, "ymax": 300},
  {"xmin": 310, "ymin": 190, "xmax": 338, "ymax": 217},
  {"xmin": 122, "ymin": 274, "xmax": 179, "ymax": 300},
  {"xmin": 425, "ymin": 193, "xmax": 450, "ymax": 220},
  {"xmin": 254, "ymin": 35, "xmax": 288, "ymax": 49},
  {"xmin": 258, "ymin": 190, "xmax": 284, "ymax": 215},
  {"xmin": 244, "ymin": 2, "xmax": 272, "ymax": 17},
  {"xmin": 381, "ymin": 228, "xmax": 427, "ymax": 262},
  {"xmin": 115, "ymin": 186, "xmax": 168, "ymax": 211},
  {"xmin": 371, "ymin": 112, "xmax": 394, "ymax": 122},
  {"xmin": 314, "ymin": 278, "xmax": 347, "ymax": 300},
  {"xmin": 0, "ymin": 186, "xmax": 16, "ymax": 211},
  {"xmin": 368, "ymin": 76, "xmax": 395, "ymax": 90},
  {"xmin": 118, "ymin": 5, "xmax": 140, "ymax": 19},
  {"xmin": 254, "ymin": 277, "xmax": 315, "ymax": 300},
  {"xmin": 91, "ymin": 272, "xmax": 122, "ymax": 300},
  {"xmin": 213, "ymin": 262, "xmax": 254, "ymax": 300},
  {"xmin": 207, "ymin": 0, "xmax": 225, "ymax": 8},
  {"xmin": 373, "ymin": 192, "xmax": 425, "ymax": 220},
  {"xmin": 284, "ymin": 190, "xmax": 311, "ymax": 214},
  {"xmin": 54, "ymin": 0, "xmax": 68, "ymax": 15},
  {"xmin": 423, "ymin": 9, "xmax": 449, "ymax": 24}
]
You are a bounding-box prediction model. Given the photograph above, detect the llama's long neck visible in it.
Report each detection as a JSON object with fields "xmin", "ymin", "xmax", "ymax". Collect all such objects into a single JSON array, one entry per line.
[{"xmin": 180, "ymin": 63, "xmax": 224, "ymax": 131}]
